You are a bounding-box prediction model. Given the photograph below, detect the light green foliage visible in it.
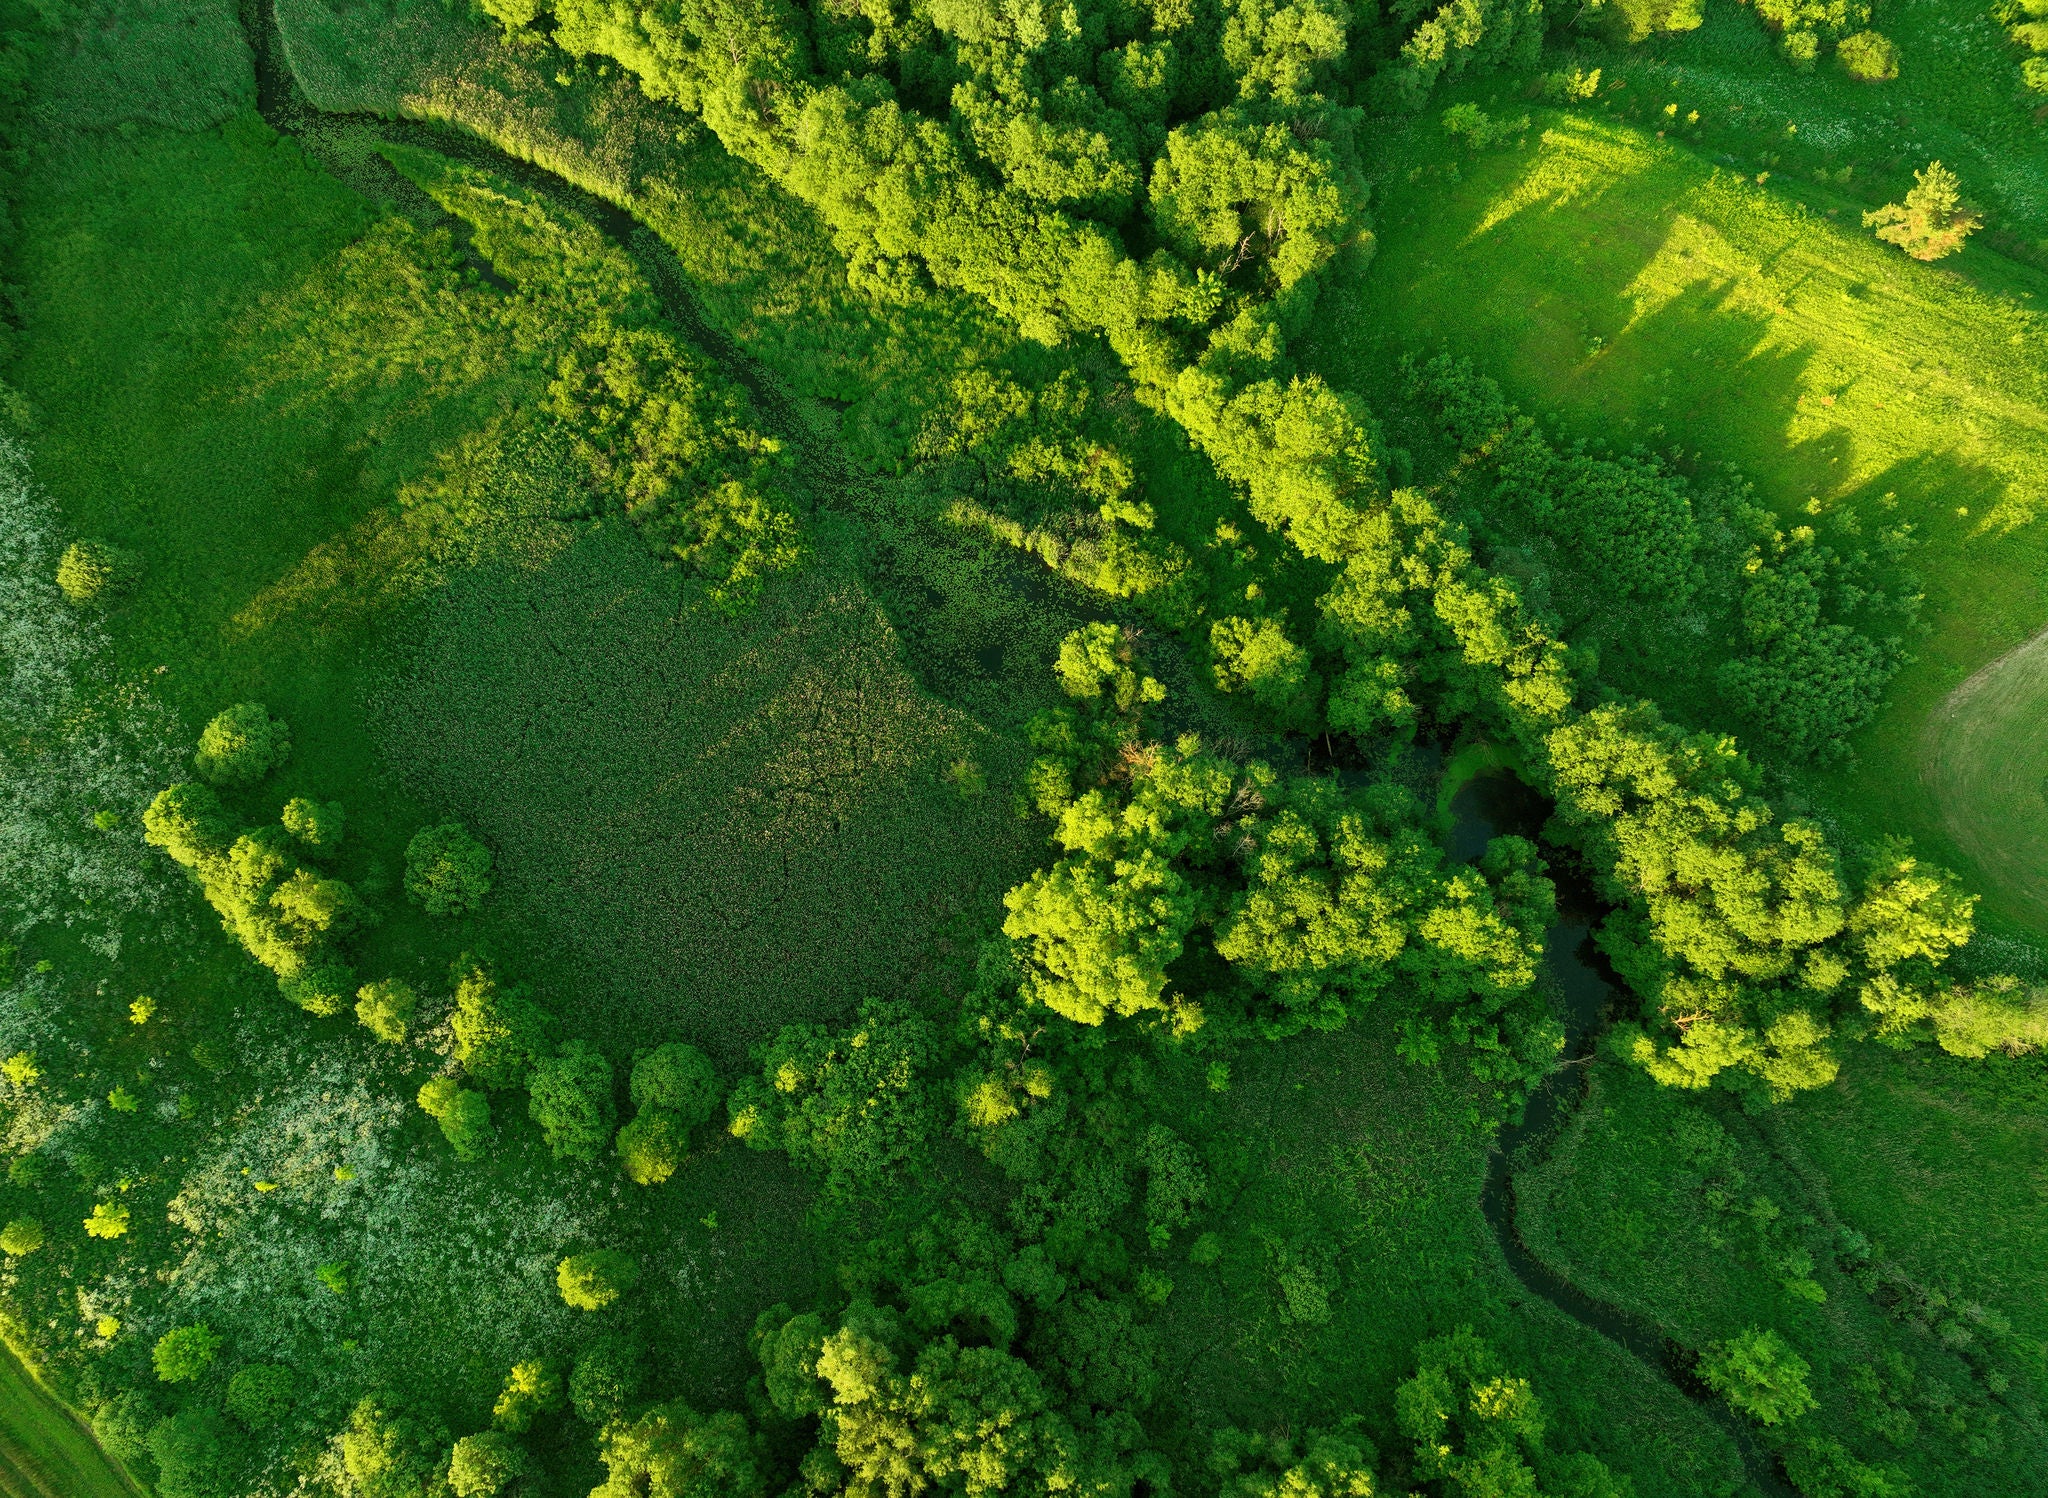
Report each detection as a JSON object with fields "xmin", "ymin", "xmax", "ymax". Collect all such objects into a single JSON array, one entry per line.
[
  {"xmin": 528, "ymin": 1040, "xmax": 617, "ymax": 1163},
  {"xmin": 570, "ymin": 1334, "xmax": 644, "ymax": 1426},
  {"xmin": 1755, "ymin": 0, "xmax": 1871, "ymax": 63},
  {"xmin": 1865, "ymin": 161, "xmax": 1980, "ymax": 262},
  {"xmin": 151, "ymin": 1324, "xmax": 222, "ymax": 1383},
  {"xmin": 558, "ymin": 1249, "xmax": 639, "ymax": 1310},
  {"xmin": 1580, "ymin": 0, "xmax": 1702, "ymax": 43},
  {"xmin": 1395, "ymin": 1328, "xmax": 1633, "ymax": 1495},
  {"xmin": 355, "ymin": 978, "xmax": 418, "ymax": 1044},
  {"xmin": 338, "ymin": 1396, "xmax": 447, "ymax": 1498},
  {"xmin": 1209, "ymin": 614, "xmax": 1320, "ymax": 731},
  {"xmin": 404, "ymin": 822, "xmax": 494, "ymax": 916},
  {"xmin": 628, "ymin": 1043, "xmax": 718, "ymax": 1128},
  {"xmin": 1697, "ymin": 1326, "xmax": 1816, "ymax": 1425},
  {"xmin": 225, "ymin": 1364, "xmax": 297, "ymax": 1430},
  {"xmin": 590, "ymin": 1401, "xmax": 765, "ymax": 1498},
  {"xmin": 55, "ymin": 539, "xmax": 140, "ymax": 604},
  {"xmin": 419, "ymin": 1075, "xmax": 497, "ymax": 1161},
  {"xmin": 84, "ymin": 1201, "xmax": 129, "ymax": 1239},
  {"xmin": 1837, "ymin": 30, "xmax": 1900, "ymax": 81},
  {"xmin": 1441, "ymin": 103, "xmax": 1529, "ymax": 151},
  {"xmin": 0, "ymin": 1218, "xmax": 42, "ymax": 1255},
  {"xmin": 280, "ymin": 796, "xmax": 344, "ymax": 859},
  {"xmin": 492, "ymin": 1360, "xmax": 563, "ymax": 1434},
  {"xmin": 615, "ymin": 1110, "xmax": 688, "ymax": 1187},
  {"xmin": 194, "ymin": 703, "xmax": 290, "ymax": 786},
  {"xmin": 449, "ymin": 1430, "xmax": 530, "ymax": 1497},
  {"xmin": 729, "ymin": 996, "xmax": 940, "ymax": 1190},
  {"xmin": 449, "ymin": 953, "xmax": 551, "ymax": 1089},
  {"xmin": 1209, "ymin": 1420, "xmax": 1379, "ymax": 1496}
]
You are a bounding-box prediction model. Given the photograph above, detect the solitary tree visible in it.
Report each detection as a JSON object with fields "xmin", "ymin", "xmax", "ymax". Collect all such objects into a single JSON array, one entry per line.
[
  {"xmin": 0, "ymin": 1219, "xmax": 43, "ymax": 1256},
  {"xmin": 152, "ymin": 1324, "xmax": 223, "ymax": 1383},
  {"xmin": 55, "ymin": 540, "xmax": 141, "ymax": 605},
  {"xmin": 405, "ymin": 823, "xmax": 494, "ymax": 916},
  {"xmin": 529, "ymin": 1041, "xmax": 617, "ymax": 1163},
  {"xmin": 356, "ymin": 979, "xmax": 418, "ymax": 1044},
  {"xmin": 419, "ymin": 1076, "xmax": 496, "ymax": 1161},
  {"xmin": 1698, "ymin": 1327, "xmax": 1816, "ymax": 1426},
  {"xmin": 194, "ymin": 704, "xmax": 291, "ymax": 787},
  {"xmin": 281, "ymin": 797, "xmax": 345, "ymax": 859},
  {"xmin": 1864, "ymin": 162, "xmax": 1980, "ymax": 261}
]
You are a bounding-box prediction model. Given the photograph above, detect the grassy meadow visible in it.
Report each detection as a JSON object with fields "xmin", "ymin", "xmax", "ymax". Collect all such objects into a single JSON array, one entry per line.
[{"xmin": 1311, "ymin": 102, "xmax": 2048, "ymax": 931}]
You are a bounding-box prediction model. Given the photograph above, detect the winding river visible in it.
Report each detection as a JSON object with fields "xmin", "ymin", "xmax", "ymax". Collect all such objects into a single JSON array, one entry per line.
[{"xmin": 240, "ymin": 7, "xmax": 1790, "ymax": 1490}]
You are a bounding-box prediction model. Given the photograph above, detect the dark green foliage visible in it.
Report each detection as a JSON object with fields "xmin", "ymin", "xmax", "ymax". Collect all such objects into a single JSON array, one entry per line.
[
  {"xmin": 225, "ymin": 1364, "xmax": 296, "ymax": 1430},
  {"xmin": 404, "ymin": 822, "xmax": 494, "ymax": 916},
  {"xmin": 449, "ymin": 953, "xmax": 551, "ymax": 1090},
  {"xmin": 753, "ymin": 1308, "xmax": 828, "ymax": 1419},
  {"xmin": 570, "ymin": 1333, "xmax": 645, "ymax": 1426},
  {"xmin": 193, "ymin": 702, "xmax": 290, "ymax": 786},
  {"xmin": 528, "ymin": 1040, "xmax": 617, "ymax": 1163},
  {"xmin": 627, "ymin": 1043, "xmax": 718, "ymax": 1128},
  {"xmin": 558, "ymin": 1249, "xmax": 640, "ymax": 1311},
  {"xmin": 90, "ymin": 1389, "xmax": 157, "ymax": 1472},
  {"xmin": 1209, "ymin": 1419, "xmax": 1379, "ymax": 1496},
  {"xmin": 147, "ymin": 1406, "xmax": 244, "ymax": 1498},
  {"xmin": 152, "ymin": 1324, "xmax": 223, "ymax": 1383},
  {"xmin": 55, "ymin": 538, "xmax": 140, "ymax": 604}
]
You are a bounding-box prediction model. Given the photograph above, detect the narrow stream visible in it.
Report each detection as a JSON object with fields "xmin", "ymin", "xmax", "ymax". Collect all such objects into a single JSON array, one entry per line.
[
  {"xmin": 240, "ymin": 6, "xmax": 1791, "ymax": 1488},
  {"xmin": 1450, "ymin": 773, "xmax": 1793, "ymax": 1497}
]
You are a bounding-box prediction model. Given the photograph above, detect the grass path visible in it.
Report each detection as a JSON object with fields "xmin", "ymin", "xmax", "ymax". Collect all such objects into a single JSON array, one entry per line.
[
  {"xmin": 0, "ymin": 1341, "xmax": 142, "ymax": 1498},
  {"xmin": 1921, "ymin": 625, "xmax": 2048, "ymax": 929}
]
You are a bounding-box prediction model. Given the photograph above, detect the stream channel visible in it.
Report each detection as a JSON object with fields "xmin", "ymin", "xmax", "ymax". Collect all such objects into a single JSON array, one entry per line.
[{"xmin": 240, "ymin": 6, "xmax": 1791, "ymax": 1488}]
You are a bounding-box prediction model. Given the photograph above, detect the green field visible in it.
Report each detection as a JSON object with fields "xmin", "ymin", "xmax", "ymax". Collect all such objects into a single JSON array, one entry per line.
[
  {"xmin": 0, "ymin": 1339, "xmax": 142, "ymax": 1498},
  {"xmin": 1311, "ymin": 105, "xmax": 2048, "ymax": 930}
]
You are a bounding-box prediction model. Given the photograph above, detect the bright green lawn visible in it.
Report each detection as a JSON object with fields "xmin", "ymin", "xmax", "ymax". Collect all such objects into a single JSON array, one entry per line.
[{"xmin": 1310, "ymin": 107, "xmax": 2048, "ymax": 930}]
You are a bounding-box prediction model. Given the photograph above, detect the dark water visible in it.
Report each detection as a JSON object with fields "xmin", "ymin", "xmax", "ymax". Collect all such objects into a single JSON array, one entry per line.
[
  {"xmin": 241, "ymin": 6, "xmax": 1788, "ymax": 1486},
  {"xmin": 1450, "ymin": 774, "xmax": 1792, "ymax": 1497}
]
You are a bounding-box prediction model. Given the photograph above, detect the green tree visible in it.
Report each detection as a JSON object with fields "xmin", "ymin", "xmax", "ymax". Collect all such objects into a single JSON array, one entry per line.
[
  {"xmin": 591, "ymin": 1401, "xmax": 767, "ymax": 1498},
  {"xmin": 194, "ymin": 703, "xmax": 290, "ymax": 787},
  {"xmin": 628, "ymin": 1043, "xmax": 719, "ymax": 1127},
  {"xmin": 559, "ymin": 1249, "xmax": 640, "ymax": 1311},
  {"xmin": 338, "ymin": 1396, "xmax": 447, "ymax": 1498},
  {"xmin": 405, "ymin": 823, "xmax": 494, "ymax": 916},
  {"xmin": 616, "ymin": 1109, "xmax": 689, "ymax": 1187},
  {"xmin": 493, "ymin": 1360, "xmax": 564, "ymax": 1434},
  {"xmin": 529, "ymin": 1041, "xmax": 618, "ymax": 1163},
  {"xmin": 153, "ymin": 1324, "xmax": 223, "ymax": 1383},
  {"xmin": 449, "ymin": 1431, "xmax": 530, "ymax": 1497},
  {"xmin": 55, "ymin": 539, "xmax": 141, "ymax": 604},
  {"xmin": 1697, "ymin": 1327, "xmax": 1816, "ymax": 1426},
  {"xmin": 0, "ymin": 1218, "xmax": 42, "ymax": 1255},
  {"xmin": 226, "ymin": 1364, "xmax": 296, "ymax": 1430},
  {"xmin": 449, "ymin": 954, "xmax": 550, "ymax": 1089},
  {"xmin": 356, "ymin": 979, "xmax": 418, "ymax": 1044},
  {"xmin": 571, "ymin": 1333, "xmax": 645, "ymax": 1426},
  {"xmin": 1864, "ymin": 161, "xmax": 1980, "ymax": 261},
  {"xmin": 281, "ymin": 797, "xmax": 345, "ymax": 859},
  {"xmin": 147, "ymin": 1406, "xmax": 244, "ymax": 1498},
  {"xmin": 419, "ymin": 1076, "xmax": 497, "ymax": 1161}
]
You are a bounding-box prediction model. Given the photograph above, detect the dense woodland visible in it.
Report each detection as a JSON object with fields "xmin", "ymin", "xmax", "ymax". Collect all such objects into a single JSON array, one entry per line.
[{"xmin": 2, "ymin": 1, "xmax": 2048, "ymax": 1497}]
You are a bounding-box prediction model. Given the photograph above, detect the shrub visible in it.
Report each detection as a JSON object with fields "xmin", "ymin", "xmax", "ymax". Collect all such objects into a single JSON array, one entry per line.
[
  {"xmin": 449, "ymin": 1431, "xmax": 529, "ymax": 1497},
  {"xmin": 281, "ymin": 797, "xmax": 345, "ymax": 858},
  {"xmin": 0, "ymin": 1218, "xmax": 43, "ymax": 1255},
  {"xmin": 225, "ymin": 1364, "xmax": 296, "ymax": 1429},
  {"xmin": 193, "ymin": 703, "xmax": 290, "ymax": 787},
  {"xmin": 1837, "ymin": 30, "xmax": 1899, "ymax": 80},
  {"xmin": 355, "ymin": 979, "xmax": 418, "ymax": 1044},
  {"xmin": 55, "ymin": 540, "xmax": 140, "ymax": 604},
  {"xmin": 419, "ymin": 1077, "xmax": 496, "ymax": 1161},
  {"xmin": 405, "ymin": 823, "xmax": 494, "ymax": 915},
  {"xmin": 529, "ymin": 1041, "xmax": 618, "ymax": 1163},
  {"xmin": 1698, "ymin": 1327, "xmax": 1816, "ymax": 1426},
  {"xmin": 615, "ymin": 1109, "xmax": 688, "ymax": 1186},
  {"xmin": 85, "ymin": 1201, "xmax": 130, "ymax": 1239},
  {"xmin": 569, "ymin": 1333, "xmax": 644, "ymax": 1425},
  {"xmin": 558, "ymin": 1249, "xmax": 639, "ymax": 1311},
  {"xmin": 627, "ymin": 1043, "xmax": 718, "ymax": 1127},
  {"xmin": 153, "ymin": 1324, "xmax": 223, "ymax": 1383}
]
